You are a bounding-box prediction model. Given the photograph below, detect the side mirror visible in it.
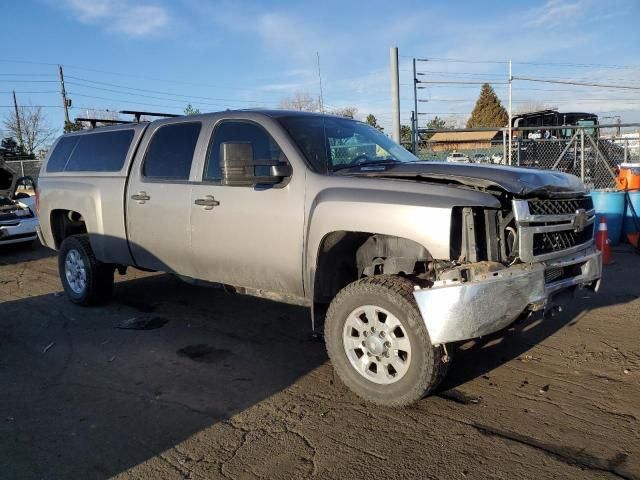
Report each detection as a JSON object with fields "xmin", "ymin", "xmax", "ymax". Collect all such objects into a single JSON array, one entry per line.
[{"xmin": 220, "ymin": 142, "xmax": 291, "ymax": 187}]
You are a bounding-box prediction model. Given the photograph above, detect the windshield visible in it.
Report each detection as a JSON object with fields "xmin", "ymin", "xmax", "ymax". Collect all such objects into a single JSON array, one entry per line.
[{"xmin": 278, "ymin": 115, "xmax": 418, "ymax": 172}]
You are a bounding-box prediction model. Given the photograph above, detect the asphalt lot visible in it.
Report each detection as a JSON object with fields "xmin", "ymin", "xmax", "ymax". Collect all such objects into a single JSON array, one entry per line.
[{"xmin": 1, "ymin": 242, "xmax": 638, "ymax": 479}]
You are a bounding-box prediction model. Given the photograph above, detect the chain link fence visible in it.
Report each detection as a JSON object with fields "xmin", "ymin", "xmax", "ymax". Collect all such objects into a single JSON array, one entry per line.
[
  {"xmin": 4, "ymin": 159, "xmax": 44, "ymax": 182},
  {"xmin": 417, "ymin": 124, "xmax": 640, "ymax": 191}
]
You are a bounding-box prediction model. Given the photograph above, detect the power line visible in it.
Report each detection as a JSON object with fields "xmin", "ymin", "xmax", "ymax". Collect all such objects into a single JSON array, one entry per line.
[
  {"xmin": 417, "ymin": 80, "xmax": 509, "ymax": 85},
  {"xmin": 0, "ymin": 90, "xmax": 59, "ymax": 94},
  {"xmin": 411, "ymin": 56, "xmax": 640, "ymax": 70},
  {"xmin": 0, "ymin": 105, "xmax": 63, "ymax": 108},
  {"xmin": 65, "ymin": 76, "xmax": 276, "ymax": 104},
  {"xmin": 513, "ymin": 76, "xmax": 640, "ymax": 90},
  {"xmin": 66, "ymin": 83, "xmax": 263, "ymax": 110},
  {"xmin": 0, "ymin": 80, "xmax": 58, "ymax": 83}
]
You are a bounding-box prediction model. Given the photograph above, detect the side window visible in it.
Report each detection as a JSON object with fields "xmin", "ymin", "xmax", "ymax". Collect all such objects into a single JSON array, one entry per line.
[
  {"xmin": 143, "ymin": 122, "xmax": 201, "ymax": 180},
  {"xmin": 65, "ymin": 130, "xmax": 134, "ymax": 172},
  {"xmin": 46, "ymin": 136, "xmax": 79, "ymax": 172},
  {"xmin": 205, "ymin": 121, "xmax": 283, "ymax": 181}
]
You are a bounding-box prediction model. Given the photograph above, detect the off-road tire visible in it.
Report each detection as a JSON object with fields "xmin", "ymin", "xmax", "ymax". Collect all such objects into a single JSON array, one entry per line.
[
  {"xmin": 325, "ymin": 275, "xmax": 448, "ymax": 406},
  {"xmin": 58, "ymin": 235, "xmax": 114, "ymax": 306}
]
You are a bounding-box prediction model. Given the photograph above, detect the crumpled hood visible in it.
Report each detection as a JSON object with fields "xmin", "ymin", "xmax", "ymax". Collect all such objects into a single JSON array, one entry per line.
[
  {"xmin": 0, "ymin": 161, "xmax": 17, "ymax": 199},
  {"xmin": 337, "ymin": 161, "xmax": 586, "ymax": 198}
]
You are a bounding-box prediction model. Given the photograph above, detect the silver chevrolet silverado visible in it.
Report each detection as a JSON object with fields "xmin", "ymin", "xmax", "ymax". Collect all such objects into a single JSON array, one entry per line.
[{"xmin": 37, "ymin": 110, "xmax": 601, "ymax": 406}]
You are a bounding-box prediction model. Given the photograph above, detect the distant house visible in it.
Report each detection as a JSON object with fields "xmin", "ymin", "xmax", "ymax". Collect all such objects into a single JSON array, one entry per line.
[{"xmin": 427, "ymin": 130, "xmax": 502, "ymax": 152}]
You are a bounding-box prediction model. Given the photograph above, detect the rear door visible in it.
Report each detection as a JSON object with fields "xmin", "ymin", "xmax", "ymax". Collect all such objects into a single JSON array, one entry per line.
[{"xmin": 126, "ymin": 119, "xmax": 205, "ymax": 275}]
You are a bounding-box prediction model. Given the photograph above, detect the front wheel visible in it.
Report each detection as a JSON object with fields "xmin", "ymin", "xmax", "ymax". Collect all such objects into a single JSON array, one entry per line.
[
  {"xmin": 325, "ymin": 275, "xmax": 448, "ymax": 407},
  {"xmin": 58, "ymin": 235, "xmax": 114, "ymax": 306}
]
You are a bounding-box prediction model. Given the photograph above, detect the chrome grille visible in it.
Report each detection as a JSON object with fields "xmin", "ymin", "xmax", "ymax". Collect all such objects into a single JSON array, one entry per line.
[
  {"xmin": 528, "ymin": 197, "xmax": 593, "ymax": 216},
  {"xmin": 533, "ymin": 229, "xmax": 594, "ymax": 257},
  {"xmin": 513, "ymin": 197, "xmax": 596, "ymax": 262}
]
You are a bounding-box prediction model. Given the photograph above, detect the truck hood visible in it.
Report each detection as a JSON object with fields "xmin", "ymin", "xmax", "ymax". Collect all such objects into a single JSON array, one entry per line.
[
  {"xmin": 335, "ymin": 161, "xmax": 585, "ymax": 198},
  {"xmin": 0, "ymin": 161, "xmax": 17, "ymax": 199}
]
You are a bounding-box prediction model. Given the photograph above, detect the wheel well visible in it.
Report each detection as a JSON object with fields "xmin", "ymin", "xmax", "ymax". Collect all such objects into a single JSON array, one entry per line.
[
  {"xmin": 313, "ymin": 231, "xmax": 431, "ymax": 303},
  {"xmin": 50, "ymin": 209, "xmax": 87, "ymax": 249}
]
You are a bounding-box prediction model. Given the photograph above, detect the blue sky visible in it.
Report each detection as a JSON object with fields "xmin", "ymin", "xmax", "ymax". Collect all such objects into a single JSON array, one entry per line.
[{"xmin": 1, "ymin": 0, "xmax": 639, "ymax": 134}]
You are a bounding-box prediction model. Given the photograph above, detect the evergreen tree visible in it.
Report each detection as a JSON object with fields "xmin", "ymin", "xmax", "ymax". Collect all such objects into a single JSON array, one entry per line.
[
  {"xmin": 184, "ymin": 104, "xmax": 201, "ymax": 115},
  {"xmin": 366, "ymin": 114, "xmax": 384, "ymax": 132},
  {"xmin": 64, "ymin": 120, "xmax": 84, "ymax": 132},
  {"xmin": 400, "ymin": 125, "xmax": 412, "ymax": 144},
  {"xmin": 466, "ymin": 83, "xmax": 508, "ymax": 128},
  {"xmin": 424, "ymin": 116, "xmax": 447, "ymax": 139}
]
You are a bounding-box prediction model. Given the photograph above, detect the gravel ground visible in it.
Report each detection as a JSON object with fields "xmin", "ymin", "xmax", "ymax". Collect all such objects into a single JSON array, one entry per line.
[{"xmin": 0, "ymin": 243, "xmax": 638, "ymax": 480}]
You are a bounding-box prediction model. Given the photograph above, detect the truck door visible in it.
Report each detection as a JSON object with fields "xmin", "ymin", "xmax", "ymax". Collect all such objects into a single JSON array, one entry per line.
[
  {"xmin": 126, "ymin": 119, "xmax": 205, "ymax": 275},
  {"xmin": 189, "ymin": 118, "xmax": 305, "ymax": 296}
]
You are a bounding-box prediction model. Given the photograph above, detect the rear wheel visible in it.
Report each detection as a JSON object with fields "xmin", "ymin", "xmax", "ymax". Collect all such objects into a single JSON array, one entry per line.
[
  {"xmin": 325, "ymin": 275, "xmax": 448, "ymax": 406},
  {"xmin": 58, "ymin": 235, "xmax": 114, "ymax": 305}
]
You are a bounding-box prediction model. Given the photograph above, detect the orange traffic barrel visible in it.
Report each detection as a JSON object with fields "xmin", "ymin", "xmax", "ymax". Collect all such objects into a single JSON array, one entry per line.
[
  {"xmin": 596, "ymin": 216, "xmax": 613, "ymax": 265},
  {"xmin": 616, "ymin": 163, "xmax": 640, "ymax": 191}
]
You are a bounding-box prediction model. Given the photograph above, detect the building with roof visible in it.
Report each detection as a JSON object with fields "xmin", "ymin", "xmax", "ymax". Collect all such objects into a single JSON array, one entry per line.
[{"xmin": 426, "ymin": 130, "xmax": 502, "ymax": 152}]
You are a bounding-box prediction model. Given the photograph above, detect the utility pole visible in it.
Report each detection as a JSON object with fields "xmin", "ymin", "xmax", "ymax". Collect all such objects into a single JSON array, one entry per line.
[
  {"xmin": 58, "ymin": 64, "xmax": 70, "ymax": 126},
  {"xmin": 412, "ymin": 58, "xmax": 419, "ymax": 151},
  {"xmin": 411, "ymin": 111, "xmax": 416, "ymax": 152},
  {"xmin": 12, "ymin": 91, "xmax": 24, "ymax": 149},
  {"xmin": 508, "ymin": 59, "xmax": 513, "ymax": 165},
  {"xmin": 316, "ymin": 53, "xmax": 325, "ymax": 114},
  {"xmin": 389, "ymin": 47, "xmax": 401, "ymax": 143}
]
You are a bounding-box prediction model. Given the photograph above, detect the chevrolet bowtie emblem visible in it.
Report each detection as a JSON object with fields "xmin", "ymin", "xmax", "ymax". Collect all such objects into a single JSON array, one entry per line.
[{"xmin": 573, "ymin": 208, "xmax": 587, "ymax": 233}]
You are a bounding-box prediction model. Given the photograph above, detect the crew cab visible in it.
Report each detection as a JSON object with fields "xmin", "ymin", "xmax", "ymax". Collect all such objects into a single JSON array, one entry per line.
[{"xmin": 37, "ymin": 110, "xmax": 602, "ymax": 406}]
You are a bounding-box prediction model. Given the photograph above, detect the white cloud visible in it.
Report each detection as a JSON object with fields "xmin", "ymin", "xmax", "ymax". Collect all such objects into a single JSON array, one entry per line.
[
  {"xmin": 526, "ymin": 0, "xmax": 584, "ymax": 28},
  {"xmin": 62, "ymin": 0, "xmax": 170, "ymax": 37}
]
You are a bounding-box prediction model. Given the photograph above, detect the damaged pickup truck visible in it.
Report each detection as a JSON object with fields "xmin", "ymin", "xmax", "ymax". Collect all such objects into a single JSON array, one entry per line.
[
  {"xmin": 37, "ymin": 110, "xmax": 601, "ymax": 406},
  {"xmin": 0, "ymin": 160, "xmax": 38, "ymax": 246}
]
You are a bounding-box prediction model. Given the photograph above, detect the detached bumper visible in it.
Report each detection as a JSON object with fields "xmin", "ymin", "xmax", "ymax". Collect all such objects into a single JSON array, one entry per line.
[
  {"xmin": 413, "ymin": 248, "xmax": 602, "ymax": 345},
  {"xmin": 0, "ymin": 217, "xmax": 39, "ymax": 245}
]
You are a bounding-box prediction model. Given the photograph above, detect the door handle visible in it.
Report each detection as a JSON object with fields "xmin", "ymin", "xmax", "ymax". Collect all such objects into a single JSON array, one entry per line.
[
  {"xmin": 194, "ymin": 195, "xmax": 220, "ymax": 210},
  {"xmin": 131, "ymin": 191, "xmax": 150, "ymax": 203}
]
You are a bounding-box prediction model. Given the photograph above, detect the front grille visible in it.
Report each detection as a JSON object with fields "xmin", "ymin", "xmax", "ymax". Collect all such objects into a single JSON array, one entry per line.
[
  {"xmin": 528, "ymin": 196, "xmax": 593, "ymax": 216},
  {"xmin": 544, "ymin": 266, "xmax": 564, "ymax": 283},
  {"xmin": 533, "ymin": 228, "xmax": 594, "ymax": 256},
  {"xmin": 0, "ymin": 212, "xmax": 19, "ymax": 221},
  {"xmin": 514, "ymin": 197, "xmax": 596, "ymax": 262}
]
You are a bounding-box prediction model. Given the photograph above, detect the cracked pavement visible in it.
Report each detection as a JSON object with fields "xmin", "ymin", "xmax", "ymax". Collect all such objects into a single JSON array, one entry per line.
[{"xmin": 0, "ymin": 243, "xmax": 639, "ymax": 479}]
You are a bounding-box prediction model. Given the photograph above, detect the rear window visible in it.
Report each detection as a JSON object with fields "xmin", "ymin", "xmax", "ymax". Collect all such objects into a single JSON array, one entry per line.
[
  {"xmin": 46, "ymin": 136, "xmax": 79, "ymax": 172},
  {"xmin": 47, "ymin": 130, "xmax": 134, "ymax": 173},
  {"xmin": 142, "ymin": 122, "xmax": 201, "ymax": 180}
]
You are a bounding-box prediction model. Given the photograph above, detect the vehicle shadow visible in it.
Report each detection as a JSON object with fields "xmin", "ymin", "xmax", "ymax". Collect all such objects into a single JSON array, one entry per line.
[
  {"xmin": 438, "ymin": 247, "xmax": 640, "ymax": 392},
  {"xmin": 0, "ymin": 273, "xmax": 327, "ymax": 479},
  {"xmin": 0, "ymin": 241, "xmax": 55, "ymax": 266}
]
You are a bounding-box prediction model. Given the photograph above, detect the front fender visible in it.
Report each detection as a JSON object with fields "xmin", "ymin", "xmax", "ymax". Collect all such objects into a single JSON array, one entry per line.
[{"xmin": 304, "ymin": 183, "xmax": 500, "ymax": 297}]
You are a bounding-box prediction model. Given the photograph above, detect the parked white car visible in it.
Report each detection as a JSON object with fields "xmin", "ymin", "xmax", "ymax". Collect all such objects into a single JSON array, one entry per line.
[
  {"xmin": 446, "ymin": 152, "xmax": 470, "ymax": 163},
  {"xmin": 0, "ymin": 162, "xmax": 39, "ymax": 246},
  {"xmin": 471, "ymin": 153, "xmax": 490, "ymax": 164},
  {"xmin": 491, "ymin": 153, "xmax": 504, "ymax": 165}
]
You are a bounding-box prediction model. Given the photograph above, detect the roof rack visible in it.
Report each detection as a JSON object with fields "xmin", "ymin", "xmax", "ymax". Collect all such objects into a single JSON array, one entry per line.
[
  {"xmin": 74, "ymin": 117, "xmax": 133, "ymax": 128},
  {"xmin": 119, "ymin": 110, "xmax": 181, "ymax": 122}
]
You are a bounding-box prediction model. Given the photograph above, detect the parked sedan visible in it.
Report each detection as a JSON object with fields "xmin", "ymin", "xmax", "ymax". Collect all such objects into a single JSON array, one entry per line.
[
  {"xmin": 446, "ymin": 152, "xmax": 470, "ymax": 163},
  {"xmin": 491, "ymin": 153, "xmax": 504, "ymax": 165},
  {"xmin": 471, "ymin": 153, "xmax": 490, "ymax": 164}
]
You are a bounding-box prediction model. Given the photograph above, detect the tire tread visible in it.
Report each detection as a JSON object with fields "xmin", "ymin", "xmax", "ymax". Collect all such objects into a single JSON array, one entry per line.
[{"xmin": 325, "ymin": 275, "xmax": 448, "ymax": 407}]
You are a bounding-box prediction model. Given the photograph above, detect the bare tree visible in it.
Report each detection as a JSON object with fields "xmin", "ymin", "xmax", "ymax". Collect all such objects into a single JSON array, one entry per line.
[
  {"xmin": 3, "ymin": 105, "xmax": 56, "ymax": 155},
  {"xmin": 332, "ymin": 106, "xmax": 359, "ymax": 119},
  {"xmin": 279, "ymin": 91, "xmax": 319, "ymax": 112}
]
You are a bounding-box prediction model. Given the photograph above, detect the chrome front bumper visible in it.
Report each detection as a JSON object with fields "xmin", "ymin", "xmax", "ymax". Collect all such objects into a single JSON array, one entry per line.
[
  {"xmin": 413, "ymin": 247, "xmax": 602, "ymax": 345},
  {"xmin": 0, "ymin": 217, "xmax": 39, "ymax": 245}
]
